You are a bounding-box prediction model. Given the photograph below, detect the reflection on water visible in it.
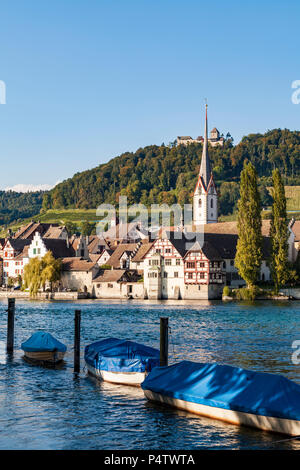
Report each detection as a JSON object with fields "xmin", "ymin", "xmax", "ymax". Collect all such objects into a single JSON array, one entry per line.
[{"xmin": 0, "ymin": 299, "xmax": 299, "ymax": 449}]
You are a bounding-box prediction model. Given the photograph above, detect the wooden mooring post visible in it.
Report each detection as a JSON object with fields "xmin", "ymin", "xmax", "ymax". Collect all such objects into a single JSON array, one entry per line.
[
  {"xmin": 74, "ymin": 309, "xmax": 81, "ymax": 373},
  {"xmin": 160, "ymin": 317, "xmax": 169, "ymax": 366},
  {"xmin": 7, "ymin": 298, "xmax": 15, "ymax": 353}
]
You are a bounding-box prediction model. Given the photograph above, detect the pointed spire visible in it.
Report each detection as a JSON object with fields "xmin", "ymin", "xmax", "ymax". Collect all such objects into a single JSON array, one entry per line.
[{"xmin": 199, "ymin": 103, "xmax": 211, "ymax": 189}]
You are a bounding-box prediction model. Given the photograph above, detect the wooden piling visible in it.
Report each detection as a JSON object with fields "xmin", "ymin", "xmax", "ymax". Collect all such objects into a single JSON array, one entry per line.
[
  {"xmin": 74, "ymin": 309, "xmax": 81, "ymax": 373},
  {"xmin": 160, "ymin": 317, "xmax": 169, "ymax": 366},
  {"xmin": 7, "ymin": 298, "xmax": 15, "ymax": 353}
]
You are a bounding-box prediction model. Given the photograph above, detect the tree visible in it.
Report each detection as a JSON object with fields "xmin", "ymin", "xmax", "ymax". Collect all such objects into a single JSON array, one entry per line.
[
  {"xmin": 23, "ymin": 257, "xmax": 43, "ymax": 296},
  {"xmin": 79, "ymin": 220, "xmax": 95, "ymax": 235},
  {"xmin": 259, "ymin": 184, "xmax": 272, "ymax": 207},
  {"xmin": 235, "ymin": 162, "xmax": 262, "ymax": 288},
  {"xmin": 270, "ymin": 169, "xmax": 289, "ymax": 292},
  {"xmin": 40, "ymin": 251, "xmax": 62, "ymax": 291},
  {"xmin": 64, "ymin": 221, "xmax": 78, "ymax": 235},
  {"xmin": 219, "ymin": 182, "xmax": 240, "ymax": 215},
  {"xmin": 23, "ymin": 252, "xmax": 62, "ymax": 296}
]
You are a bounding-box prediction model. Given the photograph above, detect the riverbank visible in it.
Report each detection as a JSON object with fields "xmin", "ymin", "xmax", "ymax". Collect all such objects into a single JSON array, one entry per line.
[
  {"xmin": 0, "ymin": 291, "xmax": 88, "ymax": 300},
  {"xmin": 0, "ymin": 289, "xmax": 297, "ymax": 302},
  {"xmin": 222, "ymin": 285, "xmax": 300, "ymax": 301}
]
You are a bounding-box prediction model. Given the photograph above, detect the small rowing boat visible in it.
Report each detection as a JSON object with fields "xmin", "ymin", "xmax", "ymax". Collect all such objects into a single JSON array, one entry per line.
[
  {"xmin": 84, "ymin": 337, "xmax": 160, "ymax": 386},
  {"xmin": 141, "ymin": 361, "xmax": 300, "ymax": 435},
  {"xmin": 21, "ymin": 331, "xmax": 67, "ymax": 364}
]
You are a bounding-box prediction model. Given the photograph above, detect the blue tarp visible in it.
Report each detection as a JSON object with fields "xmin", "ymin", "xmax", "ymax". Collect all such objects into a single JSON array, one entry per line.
[
  {"xmin": 84, "ymin": 338, "xmax": 160, "ymax": 373},
  {"xmin": 141, "ymin": 361, "xmax": 300, "ymax": 421},
  {"xmin": 21, "ymin": 332, "xmax": 67, "ymax": 353}
]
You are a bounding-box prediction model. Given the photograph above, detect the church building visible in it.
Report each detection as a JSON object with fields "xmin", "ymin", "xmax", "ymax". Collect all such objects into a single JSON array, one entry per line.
[{"xmin": 193, "ymin": 105, "xmax": 218, "ymax": 226}]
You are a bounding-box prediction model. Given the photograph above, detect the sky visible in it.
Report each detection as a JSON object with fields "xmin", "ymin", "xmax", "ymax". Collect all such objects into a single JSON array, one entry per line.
[{"xmin": 0, "ymin": 0, "xmax": 299, "ymax": 191}]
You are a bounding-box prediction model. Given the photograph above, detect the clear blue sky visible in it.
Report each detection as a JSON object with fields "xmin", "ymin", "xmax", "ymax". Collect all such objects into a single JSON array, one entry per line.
[{"xmin": 0, "ymin": 0, "xmax": 299, "ymax": 190}]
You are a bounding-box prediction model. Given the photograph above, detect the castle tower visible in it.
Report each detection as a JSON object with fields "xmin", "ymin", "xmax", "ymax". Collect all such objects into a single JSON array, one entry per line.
[{"xmin": 193, "ymin": 104, "xmax": 218, "ymax": 225}]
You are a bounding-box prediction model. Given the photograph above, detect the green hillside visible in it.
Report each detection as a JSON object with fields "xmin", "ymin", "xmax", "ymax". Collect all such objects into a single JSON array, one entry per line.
[
  {"xmin": 1, "ymin": 128, "xmax": 300, "ymax": 233},
  {"xmin": 0, "ymin": 191, "xmax": 44, "ymax": 226},
  {"xmin": 0, "ymin": 209, "xmax": 99, "ymax": 236},
  {"xmin": 44, "ymin": 128, "xmax": 300, "ymax": 215}
]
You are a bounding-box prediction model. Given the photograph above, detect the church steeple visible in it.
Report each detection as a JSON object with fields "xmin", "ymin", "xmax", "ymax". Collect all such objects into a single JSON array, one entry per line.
[
  {"xmin": 193, "ymin": 104, "xmax": 218, "ymax": 226},
  {"xmin": 199, "ymin": 104, "xmax": 211, "ymax": 189}
]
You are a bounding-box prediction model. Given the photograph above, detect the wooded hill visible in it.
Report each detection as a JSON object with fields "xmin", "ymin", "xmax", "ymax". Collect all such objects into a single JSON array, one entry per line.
[
  {"xmin": 1, "ymin": 128, "xmax": 300, "ymax": 229},
  {"xmin": 0, "ymin": 191, "xmax": 44, "ymax": 226},
  {"xmin": 43, "ymin": 128, "xmax": 300, "ymax": 217}
]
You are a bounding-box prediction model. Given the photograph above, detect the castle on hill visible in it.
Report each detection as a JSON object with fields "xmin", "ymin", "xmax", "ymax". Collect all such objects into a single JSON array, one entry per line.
[{"xmin": 177, "ymin": 127, "xmax": 224, "ymax": 147}]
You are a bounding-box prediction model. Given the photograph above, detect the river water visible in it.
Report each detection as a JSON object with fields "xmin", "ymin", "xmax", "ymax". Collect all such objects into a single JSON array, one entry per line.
[{"xmin": 0, "ymin": 298, "xmax": 299, "ymax": 450}]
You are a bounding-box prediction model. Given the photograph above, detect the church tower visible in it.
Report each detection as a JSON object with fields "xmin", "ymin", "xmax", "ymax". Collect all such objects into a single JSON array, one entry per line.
[{"xmin": 193, "ymin": 104, "xmax": 218, "ymax": 225}]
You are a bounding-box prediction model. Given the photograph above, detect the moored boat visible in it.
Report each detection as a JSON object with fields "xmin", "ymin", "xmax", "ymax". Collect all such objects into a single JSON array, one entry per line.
[
  {"xmin": 21, "ymin": 331, "xmax": 67, "ymax": 364},
  {"xmin": 141, "ymin": 361, "xmax": 300, "ymax": 435},
  {"xmin": 84, "ymin": 337, "xmax": 160, "ymax": 386}
]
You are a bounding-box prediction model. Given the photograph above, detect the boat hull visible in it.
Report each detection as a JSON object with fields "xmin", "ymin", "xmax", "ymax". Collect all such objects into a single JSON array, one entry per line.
[
  {"xmin": 143, "ymin": 389, "xmax": 300, "ymax": 436},
  {"xmin": 86, "ymin": 363, "xmax": 146, "ymax": 386},
  {"xmin": 24, "ymin": 350, "xmax": 65, "ymax": 364}
]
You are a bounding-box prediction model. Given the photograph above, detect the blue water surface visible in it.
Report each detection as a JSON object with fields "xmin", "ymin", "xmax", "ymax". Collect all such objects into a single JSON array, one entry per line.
[{"xmin": 0, "ymin": 298, "xmax": 299, "ymax": 450}]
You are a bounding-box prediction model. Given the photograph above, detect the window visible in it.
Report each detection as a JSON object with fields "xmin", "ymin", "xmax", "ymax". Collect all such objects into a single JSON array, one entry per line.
[
  {"xmin": 199, "ymin": 262, "xmax": 205, "ymax": 267},
  {"xmin": 156, "ymin": 249, "xmax": 161, "ymax": 254},
  {"xmin": 107, "ymin": 283, "xmax": 113, "ymax": 288},
  {"xmin": 165, "ymin": 259, "xmax": 171, "ymax": 266},
  {"xmin": 164, "ymin": 272, "xmax": 168, "ymax": 278},
  {"xmin": 187, "ymin": 262, "xmax": 195, "ymax": 269},
  {"xmin": 199, "ymin": 272, "xmax": 205, "ymax": 279},
  {"xmin": 230, "ymin": 260, "xmax": 234, "ymax": 266},
  {"xmin": 188, "ymin": 273, "xmax": 193, "ymax": 279},
  {"xmin": 211, "ymin": 199, "xmax": 213, "ymax": 208},
  {"xmin": 37, "ymin": 248, "xmax": 41, "ymax": 255},
  {"xmin": 198, "ymin": 199, "xmax": 202, "ymax": 207},
  {"xmin": 152, "ymin": 259, "xmax": 159, "ymax": 266},
  {"xmin": 174, "ymin": 272, "xmax": 178, "ymax": 278},
  {"xmin": 97, "ymin": 284, "xmax": 101, "ymax": 288},
  {"xmin": 223, "ymin": 261, "xmax": 226, "ymax": 269},
  {"xmin": 148, "ymin": 272, "xmax": 158, "ymax": 278},
  {"xmin": 176, "ymin": 259, "xmax": 181, "ymax": 265},
  {"xmin": 33, "ymin": 248, "xmax": 36, "ymax": 255},
  {"xmin": 165, "ymin": 248, "xmax": 171, "ymax": 253}
]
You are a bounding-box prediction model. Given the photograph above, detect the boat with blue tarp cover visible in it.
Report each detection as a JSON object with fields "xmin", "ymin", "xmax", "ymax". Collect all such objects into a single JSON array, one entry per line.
[
  {"xmin": 21, "ymin": 331, "xmax": 67, "ymax": 363},
  {"xmin": 84, "ymin": 337, "xmax": 160, "ymax": 386},
  {"xmin": 141, "ymin": 360, "xmax": 300, "ymax": 435}
]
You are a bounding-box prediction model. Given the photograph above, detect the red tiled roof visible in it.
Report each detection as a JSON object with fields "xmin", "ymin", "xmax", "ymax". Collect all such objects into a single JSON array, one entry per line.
[{"xmin": 61, "ymin": 257, "xmax": 96, "ymax": 272}]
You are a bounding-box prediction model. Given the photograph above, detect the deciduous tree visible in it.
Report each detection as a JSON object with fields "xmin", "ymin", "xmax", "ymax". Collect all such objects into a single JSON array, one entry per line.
[
  {"xmin": 270, "ymin": 169, "xmax": 289, "ymax": 292},
  {"xmin": 235, "ymin": 162, "xmax": 262, "ymax": 288}
]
